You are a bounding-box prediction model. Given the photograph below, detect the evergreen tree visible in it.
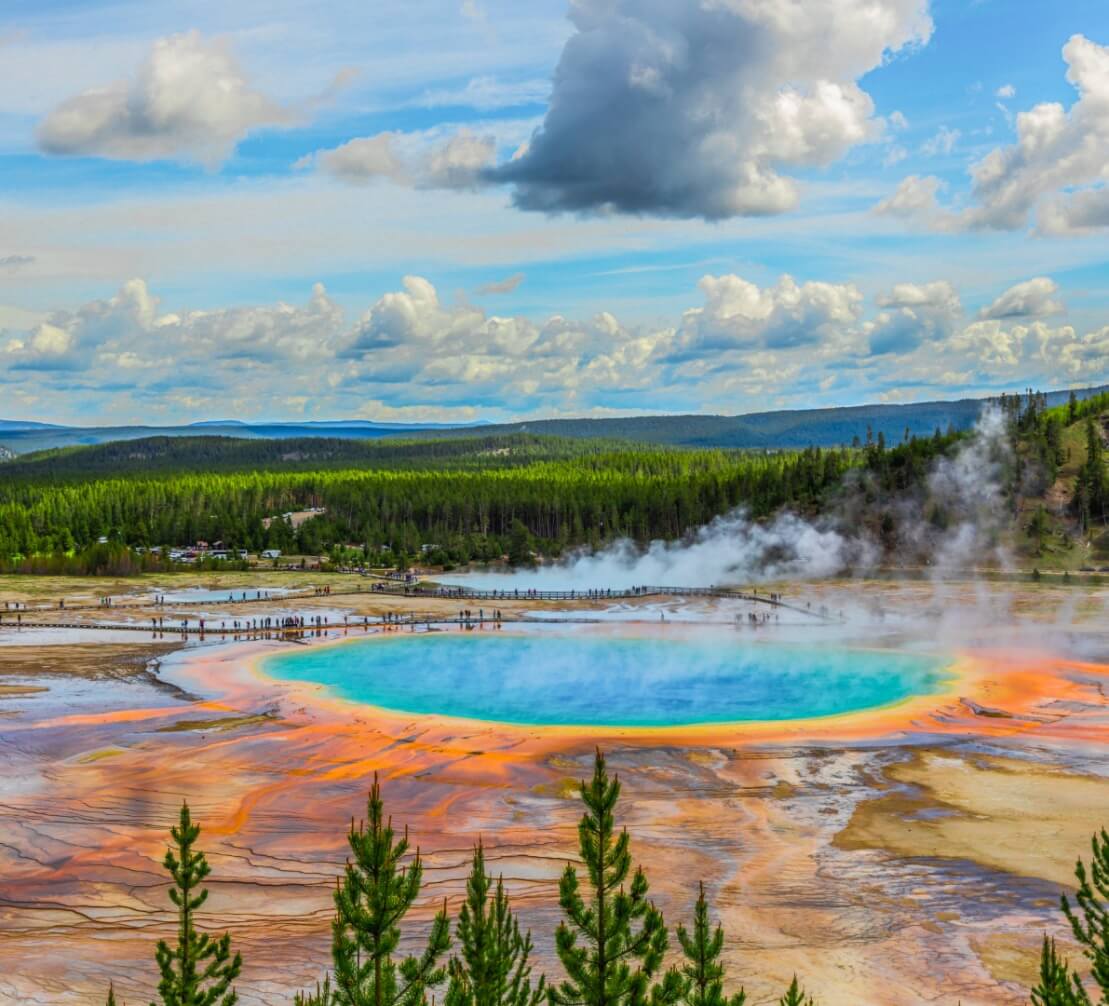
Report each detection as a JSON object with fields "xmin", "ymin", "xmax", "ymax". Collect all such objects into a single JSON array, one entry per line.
[
  {"xmin": 1027, "ymin": 506, "xmax": 1051, "ymax": 555},
  {"xmin": 507, "ymin": 520, "xmax": 534, "ymax": 567},
  {"xmin": 1082, "ymin": 420, "xmax": 1108, "ymax": 526},
  {"xmin": 152, "ymin": 802, "xmax": 242, "ymax": 1006},
  {"xmin": 107, "ymin": 984, "xmax": 121, "ymax": 1006},
  {"xmin": 548, "ymin": 749, "xmax": 684, "ymax": 1006},
  {"xmin": 330, "ymin": 774, "xmax": 451, "ymax": 1006},
  {"xmin": 676, "ymin": 884, "xmax": 745, "ymax": 1006},
  {"xmin": 295, "ymin": 976, "xmax": 335, "ymax": 1006},
  {"xmin": 777, "ymin": 977, "xmax": 814, "ymax": 1006},
  {"xmin": 1062, "ymin": 828, "xmax": 1109, "ymax": 1001},
  {"xmin": 445, "ymin": 841, "xmax": 545, "ymax": 1006},
  {"xmin": 1030, "ymin": 936, "xmax": 1089, "ymax": 1005}
]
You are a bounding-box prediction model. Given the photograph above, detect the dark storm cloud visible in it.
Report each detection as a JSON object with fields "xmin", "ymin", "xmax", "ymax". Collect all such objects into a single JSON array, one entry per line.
[{"xmin": 488, "ymin": 0, "xmax": 931, "ymax": 220}]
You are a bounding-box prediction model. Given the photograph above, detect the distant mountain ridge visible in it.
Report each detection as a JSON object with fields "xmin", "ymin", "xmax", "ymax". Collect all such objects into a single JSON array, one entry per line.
[
  {"xmin": 0, "ymin": 420, "xmax": 67, "ymax": 432},
  {"xmin": 1, "ymin": 386, "xmax": 1105, "ymax": 456}
]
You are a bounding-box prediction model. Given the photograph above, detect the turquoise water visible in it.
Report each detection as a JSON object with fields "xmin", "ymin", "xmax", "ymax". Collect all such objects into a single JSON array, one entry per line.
[{"xmin": 260, "ymin": 631, "xmax": 952, "ymax": 727}]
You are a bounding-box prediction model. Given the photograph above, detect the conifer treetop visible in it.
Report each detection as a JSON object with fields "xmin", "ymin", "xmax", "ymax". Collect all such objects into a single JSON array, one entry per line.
[
  {"xmin": 548, "ymin": 749, "xmax": 684, "ymax": 1006},
  {"xmin": 152, "ymin": 801, "xmax": 242, "ymax": 1006},
  {"xmin": 330, "ymin": 773, "xmax": 451, "ymax": 1006}
]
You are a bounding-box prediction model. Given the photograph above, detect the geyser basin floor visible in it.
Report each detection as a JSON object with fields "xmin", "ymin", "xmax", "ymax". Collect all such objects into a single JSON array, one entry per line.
[
  {"xmin": 3, "ymin": 581, "xmax": 1109, "ymax": 1005},
  {"xmin": 259, "ymin": 631, "xmax": 952, "ymax": 727}
]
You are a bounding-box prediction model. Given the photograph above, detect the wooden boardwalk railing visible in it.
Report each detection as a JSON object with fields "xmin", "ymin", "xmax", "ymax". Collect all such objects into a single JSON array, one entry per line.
[{"xmin": 0, "ymin": 579, "xmax": 838, "ymax": 623}]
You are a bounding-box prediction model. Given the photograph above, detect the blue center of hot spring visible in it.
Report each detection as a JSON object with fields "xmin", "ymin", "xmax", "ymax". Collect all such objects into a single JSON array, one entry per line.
[{"xmin": 260, "ymin": 631, "xmax": 951, "ymax": 727}]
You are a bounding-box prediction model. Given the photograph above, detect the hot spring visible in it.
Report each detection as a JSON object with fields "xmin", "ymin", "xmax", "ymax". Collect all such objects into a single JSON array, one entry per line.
[{"xmin": 260, "ymin": 630, "xmax": 953, "ymax": 727}]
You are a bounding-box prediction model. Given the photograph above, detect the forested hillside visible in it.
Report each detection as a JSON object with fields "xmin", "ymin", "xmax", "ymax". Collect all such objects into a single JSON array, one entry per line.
[
  {"xmin": 1007, "ymin": 389, "xmax": 1109, "ymax": 569},
  {"xmin": 1, "ymin": 388, "xmax": 1104, "ymax": 576},
  {"xmin": 0, "ymin": 437, "xmax": 858, "ymax": 567},
  {"xmin": 0, "ymin": 427, "xmax": 970, "ymax": 573}
]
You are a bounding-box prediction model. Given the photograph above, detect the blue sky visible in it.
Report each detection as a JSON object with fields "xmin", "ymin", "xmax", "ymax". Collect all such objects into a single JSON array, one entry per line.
[{"xmin": 1, "ymin": 0, "xmax": 1107, "ymax": 424}]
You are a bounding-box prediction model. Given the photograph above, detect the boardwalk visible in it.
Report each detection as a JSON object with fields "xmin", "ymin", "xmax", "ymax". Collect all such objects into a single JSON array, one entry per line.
[
  {"xmin": 0, "ymin": 578, "xmax": 841, "ymax": 637},
  {"xmin": 1, "ymin": 580, "xmax": 819, "ymax": 614}
]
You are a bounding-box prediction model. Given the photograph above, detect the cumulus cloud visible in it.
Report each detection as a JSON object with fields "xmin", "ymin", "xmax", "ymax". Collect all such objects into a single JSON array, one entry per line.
[
  {"xmin": 869, "ymin": 280, "xmax": 962, "ymax": 354},
  {"xmin": 3, "ymin": 271, "xmax": 1106, "ymax": 422},
  {"xmin": 489, "ymin": 0, "xmax": 932, "ymax": 219},
  {"xmin": 36, "ymin": 31, "xmax": 290, "ymax": 166},
  {"xmin": 874, "ymin": 174, "xmax": 947, "ymax": 220},
  {"xmin": 1057, "ymin": 327, "xmax": 1109, "ymax": 377},
  {"xmin": 2, "ymin": 278, "xmax": 343, "ymax": 376},
  {"xmin": 476, "ymin": 273, "xmax": 525, "ymax": 295},
  {"xmin": 1039, "ymin": 187, "xmax": 1109, "ymax": 235},
  {"xmin": 883, "ymin": 35, "xmax": 1109, "ymax": 233},
  {"xmin": 962, "ymin": 35, "xmax": 1109, "ymax": 231},
  {"xmin": 950, "ymin": 319, "xmax": 1027, "ymax": 368},
  {"xmin": 4, "ymin": 277, "xmax": 158, "ymax": 371},
  {"xmin": 978, "ymin": 277, "xmax": 1064, "ymax": 320},
  {"xmin": 304, "ymin": 127, "xmax": 496, "ymax": 191},
  {"xmin": 671, "ymin": 274, "xmax": 864, "ymax": 360}
]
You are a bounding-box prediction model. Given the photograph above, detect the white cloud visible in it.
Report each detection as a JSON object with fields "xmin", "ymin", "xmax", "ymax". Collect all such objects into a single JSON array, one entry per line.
[
  {"xmin": 3, "ymin": 270, "xmax": 1106, "ymax": 423},
  {"xmin": 424, "ymin": 130, "xmax": 498, "ymax": 190},
  {"xmin": 29, "ymin": 323, "xmax": 72, "ymax": 357},
  {"xmin": 491, "ymin": 0, "xmax": 933, "ymax": 219},
  {"xmin": 888, "ymin": 35, "xmax": 1109, "ymax": 233},
  {"xmin": 874, "ymin": 174, "xmax": 946, "ymax": 219},
  {"xmin": 883, "ymin": 144, "xmax": 908, "ymax": 167},
  {"xmin": 1057, "ymin": 326, "xmax": 1109, "ymax": 376},
  {"xmin": 673, "ymin": 273, "xmax": 865, "ymax": 356},
  {"xmin": 949, "ymin": 320, "xmax": 1025, "ymax": 368},
  {"xmin": 3, "ymin": 278, "xmax": 343, "ymax": 377},
  {"xmin": 996, "ymin": 84, "xmax": 1016, "ymax": 99},
  {"xmin": 920, "ymin": 125, "xmax": 960, "ymax": 156},
  {"xmin": 302, "ymin": 133, "xmax": 407, "ymax": 184},
  {"xmin": 869, "ymin": 280, "xmax": 962, "ymax": 354},
  {"xmin": 36, "ymin": 31, "xmax": 290, "ymax": 166},
  {"xmin": 978, "ymin": 277, "xmax": 1064, "ymax": 320},
  {"xmin": 304, "ymin": 127, "xmax": 497, "ymax": 191}
]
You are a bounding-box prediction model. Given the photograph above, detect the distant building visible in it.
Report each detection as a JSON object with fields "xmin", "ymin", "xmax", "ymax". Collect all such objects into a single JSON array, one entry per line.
[{"xmin": 261, "ymin": 549, "xmax": 282, "ymax": 559}]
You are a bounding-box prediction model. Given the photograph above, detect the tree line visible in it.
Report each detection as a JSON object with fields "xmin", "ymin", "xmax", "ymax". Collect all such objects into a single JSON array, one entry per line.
[
  {"xmin": 1004, "ymin": 390, "xmax": 1109, "ymax": 534},
  {"xmin": 0, "ymin": 432, "xmax": 965, "ymax": 572},
  {"xmin": 100, "ymin": 751, "xmax": 1109, "ymax": 1006}
]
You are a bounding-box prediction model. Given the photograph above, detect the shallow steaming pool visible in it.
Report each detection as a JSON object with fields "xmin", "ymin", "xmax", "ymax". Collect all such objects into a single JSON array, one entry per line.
[{"xmin": 261, "ymin": 631, "xmax": 952, "ymax": 727}]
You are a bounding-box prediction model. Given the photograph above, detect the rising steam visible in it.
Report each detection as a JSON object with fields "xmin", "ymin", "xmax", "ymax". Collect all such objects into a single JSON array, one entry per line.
[{"xmin": 439, "ymin": 408, "xmax": 1014, "ymax": 591}]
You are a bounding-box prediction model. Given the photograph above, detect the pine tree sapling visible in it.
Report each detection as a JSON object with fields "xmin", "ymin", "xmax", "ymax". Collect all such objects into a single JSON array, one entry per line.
[
  {"xmin": 548, "ymin": 749, "xmax": 684, "ymax": 1006},
  {"xmin": 1062, "ymin": 828, "xmax": 1109, "ymax": 1001},
  {"xmin": 296, "ymin": 975, "xmax": 336, "ymax": 1006},
  {"xmin": 777, "ymin": 977, "xmax": 814, "ymax": 1006},
  {"xmin": 676, "ymin": 884, "xmax": 745, "ymax": 1006},
  {"xmin": 153, "ymin": 801, "xmax": 242, "ymax": 1006},
  {"xmin": 446, "ymin": 841, "xmax": 545, "ymax": 1006},
  {"xmin": 1030, "ymin": 936, "xmax": 1090, "ymax": 1006},
  {"xmin": 107, "ymin": 983, "xmax": 121, "ymax": 1006},
  {"xmin": 331, "ymin": 773, "xmax": 451, "ymax": 1006}
]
